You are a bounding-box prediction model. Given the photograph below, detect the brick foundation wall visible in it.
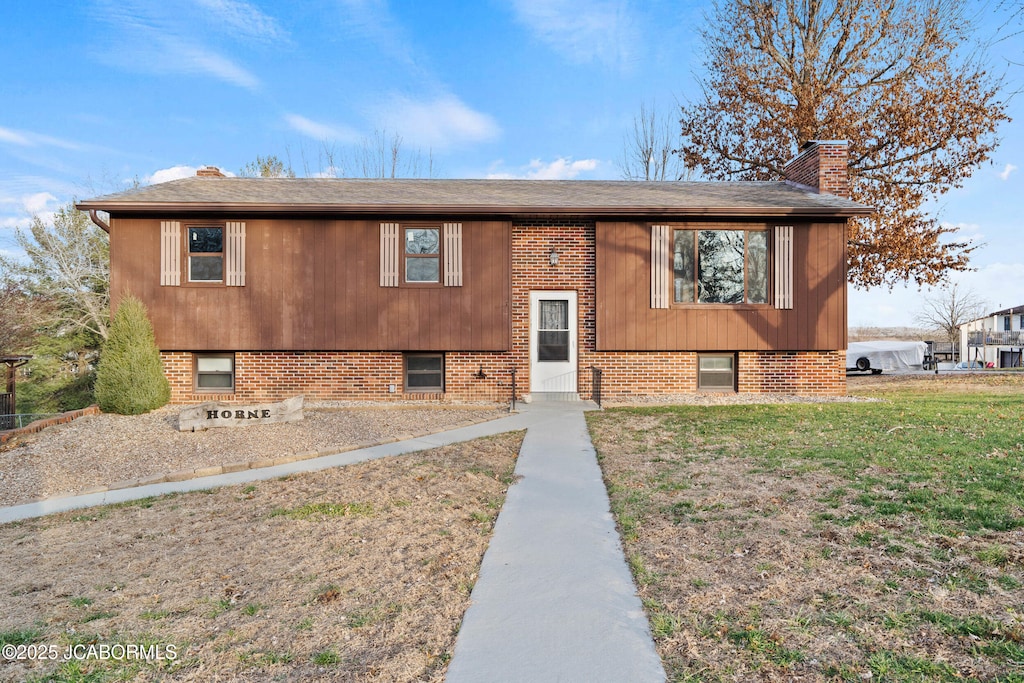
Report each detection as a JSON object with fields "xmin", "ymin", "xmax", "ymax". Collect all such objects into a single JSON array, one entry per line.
[
  {"xmin": 162, "ymin": 350, "xmax": 520, "ymax": 404},
  {"xmin": 160, "ymin": 216, "xmax": 846, "ymax": 403},
  {"xmin": 737, "ymin": 350, "xmax": 846, "ymax": 395}
]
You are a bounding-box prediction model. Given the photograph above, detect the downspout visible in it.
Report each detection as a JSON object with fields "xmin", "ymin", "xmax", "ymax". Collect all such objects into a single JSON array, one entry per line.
[{"xmin": 88, "ymin": 209, "xmax": 110, "ymax": 233}]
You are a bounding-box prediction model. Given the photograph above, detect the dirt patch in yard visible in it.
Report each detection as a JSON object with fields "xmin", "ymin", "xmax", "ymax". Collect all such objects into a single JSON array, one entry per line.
[{"xmin": 0, "ymin": 431, "xmax": 522, "ymax": 682}]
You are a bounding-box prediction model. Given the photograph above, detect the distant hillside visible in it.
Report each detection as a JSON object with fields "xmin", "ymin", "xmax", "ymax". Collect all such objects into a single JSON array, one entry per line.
[{"xmin": 848, "ymin": 326, "xmax": 939, "ymax": 342}]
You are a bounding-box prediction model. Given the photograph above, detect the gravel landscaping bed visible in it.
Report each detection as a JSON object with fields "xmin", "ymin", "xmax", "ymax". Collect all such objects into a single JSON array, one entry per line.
[{"xmin": 0, "ymin": 403, "xmax": 507, "ymax": 508}]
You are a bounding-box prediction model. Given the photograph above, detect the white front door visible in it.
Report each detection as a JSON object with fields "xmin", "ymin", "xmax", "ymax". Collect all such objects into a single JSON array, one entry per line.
[{"xmin": 529, "ymin": 291, "xmax": 578, "ymax": 394}]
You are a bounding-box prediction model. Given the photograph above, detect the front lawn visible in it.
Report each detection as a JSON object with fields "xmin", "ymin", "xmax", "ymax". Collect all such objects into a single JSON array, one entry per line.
[
  {"xmin": 0, "ymin": 432, "xmax": 522, "ymax": 682},
  {"xmin": 589, "ymin": 375, "xmax": 1024, "ymax": 681}
]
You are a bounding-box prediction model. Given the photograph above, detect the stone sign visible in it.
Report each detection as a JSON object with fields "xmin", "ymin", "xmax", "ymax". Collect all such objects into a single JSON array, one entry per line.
[{"xmin": 178, "ymin": 395, "xmax": 304, "ymax": 432}]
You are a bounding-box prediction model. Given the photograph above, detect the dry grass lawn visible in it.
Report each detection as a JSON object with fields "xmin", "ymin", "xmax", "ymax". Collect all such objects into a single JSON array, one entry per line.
[
  {"xmin": 0, "ymin": 432, "xmax": 522, "ymax": 682},
  {"xmin": 590, "ymin": 374, "xmax": 1024, "ymax": 682}
]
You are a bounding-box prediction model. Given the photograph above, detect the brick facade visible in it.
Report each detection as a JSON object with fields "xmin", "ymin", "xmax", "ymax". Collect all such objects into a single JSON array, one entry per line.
[{"xmin": 161, "ymin": 216, "xmax": 846, "ymax": 404}]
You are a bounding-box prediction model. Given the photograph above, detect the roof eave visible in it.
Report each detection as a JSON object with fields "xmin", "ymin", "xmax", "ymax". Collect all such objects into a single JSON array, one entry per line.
[{"xmin": 75, "ymin": 201, "xmax": 873, "ymax": 219}]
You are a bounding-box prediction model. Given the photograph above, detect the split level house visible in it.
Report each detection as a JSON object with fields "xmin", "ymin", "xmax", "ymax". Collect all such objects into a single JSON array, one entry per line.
[
  {"xmin": 77, "ymin": 140, "xmax": 871, "ymax": 404},
  {"xmin": 960, "ymin": 305, "xmax": 1024, "ymax": 368}
]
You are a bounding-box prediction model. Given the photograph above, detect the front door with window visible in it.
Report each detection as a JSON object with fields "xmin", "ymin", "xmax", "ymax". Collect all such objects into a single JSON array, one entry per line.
[{"xmin": 529, "ymin": 291, "xmax": 578, "ymax": 395}]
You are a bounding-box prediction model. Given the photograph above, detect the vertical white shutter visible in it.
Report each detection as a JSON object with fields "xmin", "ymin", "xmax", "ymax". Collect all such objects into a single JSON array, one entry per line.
[
  {"xmin": 651, "ymin": 224, "xmax": 670, "ymax": 309},
  {"xmin": 380, "ymin": 223, "xmax": 399, "ymax": 287},
  {"xmin": 225, "ymin": 221, "xmax": 246, "ymax": 286},
  {"xmin": 443, "ymin": 222, "xmax": 463, "ymax": 286},
  {"xmin": 160, "ymin": 220, "xmax": 181, "ymax": 286},
  {"xmin": 774, "ymin": 225, "xmax": 794, "ymax": 310}
]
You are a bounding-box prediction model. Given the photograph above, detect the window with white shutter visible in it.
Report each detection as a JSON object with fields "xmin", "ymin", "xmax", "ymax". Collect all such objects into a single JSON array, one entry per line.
[{"xmin": 381, "ymin": 222, "xmax": 463, "ymax": 287}]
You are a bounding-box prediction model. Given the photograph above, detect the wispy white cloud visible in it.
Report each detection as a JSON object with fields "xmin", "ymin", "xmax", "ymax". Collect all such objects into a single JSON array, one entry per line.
[
  {"xmin": 999, "ymin": 163, "xmax": 1017, "ymax": 181},
  {"xmin": 939, "ymin": 221, "xmax": 984, "ymax": 244},
  {"xmin": 334, "ymin": 0, "xmax": 418, "ymax": 68},
  {"xmin": 488, "ymin": 157, "xmax": 601, "ymax": 180},
  {"xmin": 146, "ymin": 165, "xmax": 199, "ymax": 184},
  {"xmin": 0, "ymin": 125, "xmax": 85, "ymax": 151},
  {"xmin": 191, "ymin": 0, "xmax": 286, "ymax": 42},
  {"xmin": 91, "ymin": 0, "xmax": 285, "ymax": 90},
  {"xmin": 145, "ymin": 165, "xmax": 236, "ymax": 184},
  {"xmin": 507, "ymin": 0, "xmax": 639, "ymax": 68},
  {"xmin": 0, "ymin": 127, "xmax": 32, "ymax": 146},
  {"xmin": 22, "ymin": 192, "xmax": 58, "ymax": 214},
  {"xmin": 372, "ymin": 95, "xmax": 500, "ymax": 150},
  {"xmin": 177, "ymin": 45, "xmax": 261, "ymax": 90},
  {"xmin": 284, "ymin": 114, "xmax": 362, "ymax": 142}
]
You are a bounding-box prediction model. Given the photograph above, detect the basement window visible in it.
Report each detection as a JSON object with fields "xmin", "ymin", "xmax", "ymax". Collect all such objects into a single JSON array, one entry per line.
[
  {"xmin": 404, "ymin": 353, "xmax": 444, "ymax": 393},
  {"xmin": 698, "ymin": 354, "xmax": 735, "ymax": 392},
  {"xmin": 195, "ymin": 354, "xmax": 235, "ymax": 392}
]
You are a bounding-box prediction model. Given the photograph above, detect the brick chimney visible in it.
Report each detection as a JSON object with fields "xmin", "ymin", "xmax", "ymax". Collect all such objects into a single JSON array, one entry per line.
[
  {"xmin": 783, "ymin": 140, "xmax": 849, "ymax": 198},
  {"xmin": 196, "ymin": 166, "xmax": 226, "ymax": 178}
]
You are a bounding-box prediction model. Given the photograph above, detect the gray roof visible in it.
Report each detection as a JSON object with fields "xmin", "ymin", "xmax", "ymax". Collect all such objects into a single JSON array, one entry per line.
[{"xmin": 77, "ymin": 177, "xmax": 871, "ymax": 218}]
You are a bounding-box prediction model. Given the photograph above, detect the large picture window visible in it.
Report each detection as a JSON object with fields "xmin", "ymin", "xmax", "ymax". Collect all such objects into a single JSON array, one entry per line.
[
  {"xmin": 673, "ymin": 229, "xmax": 768, "ymax": 304},
  {"xmin": 404, "ymin": 227, "xmax": 441, "ymax": 283},
  {"xmin": 188, "ymin": 226, "xmax": 224, "ymax": 282}
]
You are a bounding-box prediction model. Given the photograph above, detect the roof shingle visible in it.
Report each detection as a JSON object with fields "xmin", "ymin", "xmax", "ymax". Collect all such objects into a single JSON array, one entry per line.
[{"xmin": 77, "ymin": 177, "xmax": 872, "ymax": 217}]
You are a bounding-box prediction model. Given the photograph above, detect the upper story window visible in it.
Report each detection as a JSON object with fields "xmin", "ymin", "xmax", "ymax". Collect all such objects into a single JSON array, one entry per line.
[
  {"xmin": 188, "ymin": 226, "xmax": 224, "ymax": 282},
  {"xmin": 405, "ymin": 227, "xmax": 441, "ymax": 283},
  {"xmin": 380, "ymin": 222, "xmax": 462, "ymax": 288},
  {"xmin": 673, "ymin": 229, "xmax": 768, "ymax": 304},
  {"xmin": 160, "ymin": 221, "xmax": 244, "ymax": 287}
]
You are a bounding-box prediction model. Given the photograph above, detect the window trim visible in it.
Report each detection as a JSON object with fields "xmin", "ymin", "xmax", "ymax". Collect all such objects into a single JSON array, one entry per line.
[
  {"xmin": 671, "ymin": 227, "xmax": 770, "ymax": 307},
  {"xmin": 185, "ymin": 223, "xmax": 225, "ymax": 286},
  {"xmin": 401, "ymin": 225, "xmax": 443, "ymax": 287},
  {"xmin": 697, "ymin": 353, "xmax": 736, "ymax": 393},
  {"xmin": 193, "ymin": 353, "xmax": 235, "ymax": 393},
  {"xmin": 403, "ymin": 352, "xmax": 444, "ymax": 393}
]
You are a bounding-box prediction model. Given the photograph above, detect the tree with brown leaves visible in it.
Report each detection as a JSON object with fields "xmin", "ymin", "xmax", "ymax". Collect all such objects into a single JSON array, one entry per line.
[{"xmin": 679, "ymin": 0, "xmax": 1008, "ymax": 288}]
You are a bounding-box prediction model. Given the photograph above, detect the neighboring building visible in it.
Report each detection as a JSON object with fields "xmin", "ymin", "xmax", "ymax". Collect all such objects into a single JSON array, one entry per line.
[
  {"xmin": 959, "ymin": 305, "xmax": 1024, "ymax": 368},
  {"xmin": 78, "ymin": 141, "xmax": 870, "ymax": 404}
]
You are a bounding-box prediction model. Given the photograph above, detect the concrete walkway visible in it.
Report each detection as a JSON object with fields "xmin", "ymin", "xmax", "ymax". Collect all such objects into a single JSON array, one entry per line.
[
  {"xmin": 0, "ymin": 402, "xmax": 665, "ymax": 682},
  {"xmin": 445, "ymin": 401, "xmax": 665, "ymax": 683}
]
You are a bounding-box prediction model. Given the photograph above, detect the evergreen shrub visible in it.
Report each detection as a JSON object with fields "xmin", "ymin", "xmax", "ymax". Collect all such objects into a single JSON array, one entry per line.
[{"xmin": 94, "ymin": 295, "xmax": 170, "ymax": 414}]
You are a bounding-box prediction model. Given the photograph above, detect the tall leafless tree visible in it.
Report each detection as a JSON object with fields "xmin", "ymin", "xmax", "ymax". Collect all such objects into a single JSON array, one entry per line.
[
  {"xmin": 914, "ymin": 282, "xmax": 988, "ymax": 344},
  {"xmin": 619, "ymin": 101, "xmax": 686, "ymax": 181},
  {"xmin": 294, "ymin": 130, "xmax": 437, "ymax": 179}
]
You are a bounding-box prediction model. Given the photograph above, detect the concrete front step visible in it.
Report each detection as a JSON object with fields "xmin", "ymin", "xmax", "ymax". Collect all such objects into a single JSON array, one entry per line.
[{"xmin": 526, "ymin": 392, "xmax": 581, "ymax": 402}]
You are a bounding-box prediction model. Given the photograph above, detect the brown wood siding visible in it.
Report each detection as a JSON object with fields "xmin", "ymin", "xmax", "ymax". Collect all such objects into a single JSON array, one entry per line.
[
  {"xmin": 595, "ymin": 220, "xmax": 847, "ymax": 351},
  {"xmin": 110, "ymin": 217, "xmax": 512, "ymax": 351}
]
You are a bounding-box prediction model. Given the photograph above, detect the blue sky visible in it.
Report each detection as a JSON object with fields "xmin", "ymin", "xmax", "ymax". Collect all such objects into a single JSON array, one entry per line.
[{"xmin": 1, "ymin": 0, "xmax": 1021, "ymax": 328}]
